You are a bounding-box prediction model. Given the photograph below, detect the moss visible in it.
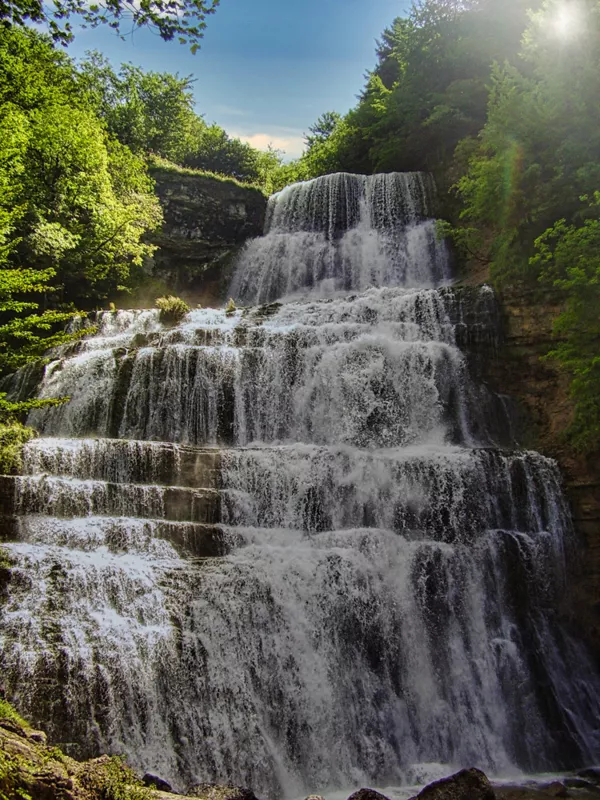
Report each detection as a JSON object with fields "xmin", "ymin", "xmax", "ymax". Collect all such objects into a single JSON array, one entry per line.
[
  {"xmin": 81, "ymin": 755, "xmax": 151, "ymax": 800},
  {"xmin": 0, "ymin": 546, "xmax": 13, "ymax": 571},
  {"xmin": 0, "ymin": 422, "xmax": 36, "ymax": 475},
  {"xmin": 0, "ymin": 700, "xmax": 29, "ymax": 730},
  {"xmin": 0, "ymin": 749, "xmax": 32, "ymax": 800},
  {"xmin": 155, "ymin": 295, "xmax": 190, "ymax": 325}
]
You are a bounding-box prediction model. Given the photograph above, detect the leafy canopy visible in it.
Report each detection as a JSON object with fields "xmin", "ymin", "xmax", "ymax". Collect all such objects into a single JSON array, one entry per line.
[{"xmin": 0, "ymin": 0, "xmax": 219, "ymax": 51}]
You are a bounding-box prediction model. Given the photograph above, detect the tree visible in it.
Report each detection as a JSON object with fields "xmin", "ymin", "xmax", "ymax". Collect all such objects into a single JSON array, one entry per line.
[
  {"xmin": 80, "ymin": 54, "xmax": 205, "ymax": 163},
  {"xmin": 0, "ymin": 0, "xmax": 219, "ymax": 51},
  {"xmin": 0, "ymin": 27, "xmax": 163, "ymax": 306},
  {"xmin": 532, "ymin": 195, "xmax": 600, "ymax": 451},
  {"xmin": 305, "ymin": 112, "xmax": 342, "ymax": 149}
]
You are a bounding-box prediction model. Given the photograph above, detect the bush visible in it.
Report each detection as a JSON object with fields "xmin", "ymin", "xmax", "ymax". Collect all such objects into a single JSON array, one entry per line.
[
  {"xmin": 225, "ymin": 298, "xmax": 237, "ymax": 316},
  {"xmin": 155, "ymin": 295, "xmax": 190, "ymax": 325}
]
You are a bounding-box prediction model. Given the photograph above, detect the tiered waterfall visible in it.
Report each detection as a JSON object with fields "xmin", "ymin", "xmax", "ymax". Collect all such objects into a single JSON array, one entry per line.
[{"xmin": 1, "ymin": 172, "xmax": 599, "ymax": 797}]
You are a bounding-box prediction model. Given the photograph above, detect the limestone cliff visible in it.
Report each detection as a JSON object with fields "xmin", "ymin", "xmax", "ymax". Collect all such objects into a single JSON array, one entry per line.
[
  {"xmin": 467, "ymin": 287, "xmax": 600, "ymax": 660},
  {"xmin": 147, "ymin": 163, "xmax": 267, "ymax": 304}
]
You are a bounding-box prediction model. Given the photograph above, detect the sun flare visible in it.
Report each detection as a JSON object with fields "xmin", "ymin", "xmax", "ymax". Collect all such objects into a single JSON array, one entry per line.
[{"xmin": 551, "ymin": 1, "xmax": 584, "ymax": 39}]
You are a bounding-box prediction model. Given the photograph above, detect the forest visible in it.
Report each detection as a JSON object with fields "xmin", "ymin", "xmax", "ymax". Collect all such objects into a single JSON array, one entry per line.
[{"xmin": 0, "ymin": 0, "xmax": 599, "ymax": 450}]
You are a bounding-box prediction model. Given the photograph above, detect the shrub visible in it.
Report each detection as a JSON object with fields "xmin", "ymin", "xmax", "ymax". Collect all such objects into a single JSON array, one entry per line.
[
  {"xmin": 225, "ymin": 298, "xmax": 237, "ymax": 316},
  {"xmin": 155, "ymin": 296, "xmax": 190, "ymax": 325}
]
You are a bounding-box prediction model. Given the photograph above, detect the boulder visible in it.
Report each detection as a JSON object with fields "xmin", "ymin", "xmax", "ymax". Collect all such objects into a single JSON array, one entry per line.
[
  {"xmin": 578, "ymin": 770, "xmax": 600, "ymax": 785},
  {"xmin": 143, "ymin": 772, "xmax": 174, "ymax": 792},
  {"xmin": 413, "ymin": 768, "xmax": 496, "ymax": 800},
  {"xmin": 347, "ymin": 790, "xmax": 392, "ymax": 800},
  {"xmin": 185, "ymin": 783, "xmax": 259, "ymax": 800}
]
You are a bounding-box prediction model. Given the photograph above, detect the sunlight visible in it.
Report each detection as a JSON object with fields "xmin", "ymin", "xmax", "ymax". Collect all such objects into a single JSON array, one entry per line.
[{"xmin": 550, "ymin": 1, "xmax": 584, "ymax": 40}]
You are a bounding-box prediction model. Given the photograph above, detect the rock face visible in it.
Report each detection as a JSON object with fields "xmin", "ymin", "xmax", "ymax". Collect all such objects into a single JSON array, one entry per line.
[
  {"xmin": 148, "ymin": 163, "xmax": 267, "ymax": 303},
  {"xmin": 465, "ymin": 286, "xmax": 600, "ymax": 660},
  {"xmin": 412, "ymin": 768, "xmax": 496, "ymax": 800}
]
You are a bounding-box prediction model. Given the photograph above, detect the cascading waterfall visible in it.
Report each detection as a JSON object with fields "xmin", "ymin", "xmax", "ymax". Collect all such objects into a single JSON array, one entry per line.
[{"xmin": 1, "ymin": 172, "xmax": 599, "ymax": 797}]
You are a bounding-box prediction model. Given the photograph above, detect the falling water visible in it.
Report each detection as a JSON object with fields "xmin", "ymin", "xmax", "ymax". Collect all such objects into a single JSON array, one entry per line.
[{"xmin": 1, "ymin": 173, "xmax": 599, "ymax": 797}]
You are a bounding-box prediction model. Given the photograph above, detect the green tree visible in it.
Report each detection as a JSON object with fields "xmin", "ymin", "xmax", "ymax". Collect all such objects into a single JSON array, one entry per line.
[
  {"xmin": 0, "ymin": 0, "xmax": 219, "ymax": 51},
  {"xmin": 532, "ymin": 195, "xmax": 600, "ymax": 450},
  {"xmin": 0, "ymin": 28, "xmax": 163, "ymax": 306},
  {"xmin": 80, "ymin": 54, "xmax": 205, "ymax": 163},
  {"xmin": 452, "ymin": 0, "xmax": 600, "ymax": 282}
]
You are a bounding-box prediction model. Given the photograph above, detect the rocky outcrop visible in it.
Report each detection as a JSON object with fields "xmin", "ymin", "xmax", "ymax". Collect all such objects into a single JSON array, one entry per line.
[
  {"xmin": 148, "ymin": 163, "xmax": 267, "ymax": 304},
  {"xmin": 0, "ymin": 707, "xmax": 263, "ymax": 800}
]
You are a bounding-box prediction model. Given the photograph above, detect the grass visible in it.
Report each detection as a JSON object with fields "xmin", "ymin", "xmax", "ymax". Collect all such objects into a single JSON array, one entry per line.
[
  {"xmin": 148, "ymin": 155, "xmax": 267, "ymax": 194},
  {"xmin": 0, "ymin": 700, "xmax": 28, "ymax": 730}
]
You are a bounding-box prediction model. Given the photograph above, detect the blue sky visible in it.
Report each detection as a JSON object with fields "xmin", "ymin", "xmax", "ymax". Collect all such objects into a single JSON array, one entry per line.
[{"xmin": 65, "ymin": 0, "xmax": 410, "ymax": 159}]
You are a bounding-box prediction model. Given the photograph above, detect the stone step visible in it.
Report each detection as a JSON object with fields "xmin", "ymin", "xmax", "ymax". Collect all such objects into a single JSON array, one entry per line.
[
  {"xmin": 0, "ymin": 475, "xmax": 221, "ymax": 524},
  {"xmin": 0, "ymin": 514, "xmax": 232, "ymax": 559},
  {"xmin": 22, "ymin": 438, "xmax": 221, "ymax": 489}
]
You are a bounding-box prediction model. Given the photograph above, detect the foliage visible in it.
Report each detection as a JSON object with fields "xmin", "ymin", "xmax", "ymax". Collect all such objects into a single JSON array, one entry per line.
[
  {"xmin": 0, "ymin": 0, "xmax": 218, "ymax": 51},
  {"xmin": 0, "ymin": 28, "xmax": 163, "ymax": 307},
  {"xmin": 79, "ymin": 53, "xmax": 288, "ymax": 192},
  {"xmin": 532, "ymin": 195, "xmax": 600, "ymax": 450},
  {"xmin": 156, "ymin": 295, "xmax": 189, "ymax": 324},
  {"xmin": 0, "ymin": 266, "xmax": 84, "ymax": 372},
  {"xmin": 452, "ymin": 0, "xmax": 600, "ymax": 280},
  {"xmin": 293, "ymin": 0, "xmax": 541, "ymax": 181},
  {"xmin": 80, "ymin": 54, "xmax": 204, "ymax": 164},
  {"xmin": 183, "ymin": 126, "xmax": 286, "ymax": 189}
]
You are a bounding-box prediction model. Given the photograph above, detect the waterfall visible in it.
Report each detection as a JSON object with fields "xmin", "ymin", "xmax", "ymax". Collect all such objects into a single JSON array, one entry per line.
[
  {"xmin": 1, "ymin": 172, "xmax": 599, "ymax": 797},
  {"xmin": 229, "ymin": 173, "xmax": 450, "ymax": 303}
]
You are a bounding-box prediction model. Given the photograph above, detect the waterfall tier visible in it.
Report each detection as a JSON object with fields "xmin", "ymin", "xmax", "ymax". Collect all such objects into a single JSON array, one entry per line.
[
  {"xmin": 230, "ymin": 173, "xmax": 450, "ymax": 303},
  {"xmin": 1, "ymin": 172, "xmax": 599, "ymax": 797}
]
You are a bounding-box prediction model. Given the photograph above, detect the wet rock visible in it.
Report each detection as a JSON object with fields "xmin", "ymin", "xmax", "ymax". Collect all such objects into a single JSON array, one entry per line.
[
  {"xmin": 563, "ymin": 778, "xmax": 600, "ymax": 793},
  {"xmin": 578, "ymin": 770, "xmax": 600, "ymax": 785},
  {"xmin": 143, "ymin": 772, "xmax": 174, "ymax": 792},
  {"xmin": 413, "ymin": 768, "xmax": 495, "ymax": 800},
  {"xmin": 185, "ymin": 783, "xmax": 259, "ymax": 800},
  {"xmin": 540, "ymin": 782, "xmax": 569, "ymax": 797},
  {"xmin": 347, "ymin": 789, "xmax": 392, "ymax": 800},
  {"xmin": 28, "ymin": 729, "xmax": 47, "ymax": 745}
]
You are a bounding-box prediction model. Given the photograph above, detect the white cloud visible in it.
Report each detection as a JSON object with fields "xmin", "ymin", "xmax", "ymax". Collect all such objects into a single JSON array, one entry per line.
[{"xmin": 229, "ymin": 129, "xmax": 306, "ymax": 161}]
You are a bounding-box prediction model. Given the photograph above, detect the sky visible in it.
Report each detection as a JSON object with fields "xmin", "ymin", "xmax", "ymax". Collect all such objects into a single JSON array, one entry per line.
[{"xmin": 64, "ymin": 0, "xmax": 410, "ymax": 160}]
